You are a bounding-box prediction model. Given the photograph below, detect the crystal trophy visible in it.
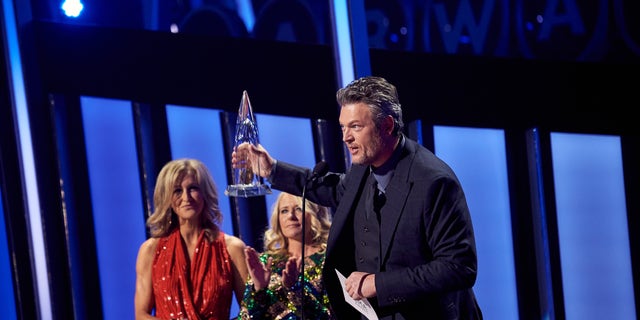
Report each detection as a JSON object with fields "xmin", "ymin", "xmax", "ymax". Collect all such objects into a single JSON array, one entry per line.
[{"xmin": 225, "ymin": 90, "xmax": 272, "ymax": 197}]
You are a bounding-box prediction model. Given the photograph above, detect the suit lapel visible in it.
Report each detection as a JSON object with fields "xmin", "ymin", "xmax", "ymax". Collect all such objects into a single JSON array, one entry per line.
[
  {"xmin": 380, "ymin": 141, "xmax": 415, "ymax": 263},
  {"xmin": 326, "ymin": 165, "xmax": 369, "ymax": 254}
]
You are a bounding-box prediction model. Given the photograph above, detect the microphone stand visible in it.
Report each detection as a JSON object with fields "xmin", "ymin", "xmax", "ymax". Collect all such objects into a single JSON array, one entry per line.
[
  {"xmin": 299, "ymin": 161, "xmax": 327, "ymax": 320},
  {"xmin": 300, "ymin": 181, "xmax": 309, "ymax": 320}
]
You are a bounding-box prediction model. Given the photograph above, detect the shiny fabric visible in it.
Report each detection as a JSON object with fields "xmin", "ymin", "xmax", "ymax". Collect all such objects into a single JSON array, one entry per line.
[
  {"xmin": 152, "ymin": 228, "xmax": 233, "ymax": 320},
  {"xmin": 238, "ymin": 251, "xmax": 334, "ymax": 320}
]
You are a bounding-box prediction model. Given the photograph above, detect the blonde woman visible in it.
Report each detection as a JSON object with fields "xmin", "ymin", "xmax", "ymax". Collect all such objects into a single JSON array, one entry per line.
[
  {"xmin": 134, "ymin": 158, "xmax": 248, "ymax": 319},
  {"xmin": 239, "ymin": 192, "xmax": 334, "ymax": 319}
]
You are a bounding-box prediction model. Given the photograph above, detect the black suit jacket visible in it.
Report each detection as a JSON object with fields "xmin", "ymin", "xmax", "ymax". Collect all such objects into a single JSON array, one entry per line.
[{"xmin": 270, "ymin": 136, "xmax": 482, "ymax": 320}]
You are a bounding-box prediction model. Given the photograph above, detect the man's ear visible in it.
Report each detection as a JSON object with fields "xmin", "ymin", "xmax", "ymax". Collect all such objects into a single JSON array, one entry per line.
[{"xmin": 382, "ymin": 115, "xmax": 395, "ymax": 135}]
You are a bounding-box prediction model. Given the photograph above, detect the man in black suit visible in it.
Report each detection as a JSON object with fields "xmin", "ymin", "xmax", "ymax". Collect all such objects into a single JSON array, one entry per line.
[{"xmin": 232, "ymin": 76, "xmax": 482, "ymax": 319}]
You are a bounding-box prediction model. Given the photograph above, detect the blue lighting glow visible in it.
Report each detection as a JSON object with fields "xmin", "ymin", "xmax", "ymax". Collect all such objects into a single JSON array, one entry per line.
[
  {"xmin": 434, "ymin": 125, "xmax": 519, "ymax": 320},
  {"xmin": 237, "ymin": 0, "xmax": 255, "ymax": 32},
  {"xmin": 2, "ymin": 0, "xmax": 52, "ymax": 317},
  {"xmin": 551, "ymin": 132, "xmax": 635, "ymax": 319},
  {"xmin": 331, "ymin": 0, "xmax": 355, "ymax": 87},
  {"xmin": 61, "ymin": 0, "xmax": 83, "ymax": 18},
  {"xmin": 82, "ymin": 97, "xmax": 146, "ymax": 319},
  {"xmin": 526, "ymin": 22, "xmax": 534, "ymax": 31},
  {"xmin": 0, "ymin": 189, "xmax": 17, "ymax": 319}
]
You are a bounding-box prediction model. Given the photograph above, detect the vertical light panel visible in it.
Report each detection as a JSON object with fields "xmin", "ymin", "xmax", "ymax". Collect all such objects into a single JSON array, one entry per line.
[
  {"xmin": 551, "ymin": 132, "xmax": 635, "ymax": 319},
  {"xmin": 256, "ymin": 114, "xmax": 316, "ymax": 223},
  {"xmin": 166, "ymin": 105, "xmax": 233, "ymax": 234},
  {"xmin": 2, "ymin": 0, "xmax": 51, "ymax": 317},
  {"xmin": 330, "ymin": 0, "xmax": 355, "ymax": 86},
  {"xmin": 165, "ymin": 105, "xmax": 238, "ymax": 315},
  {"xmin": 0, "ymin": 192, "xmax": 17, "ymax": 317},
  {"xmin": 82, "ymin": 97, "xmax": 147, "ymax": 319},
  {"xmin": 434, "ymin": 125, "xmax": 519, "ymax": 320}
]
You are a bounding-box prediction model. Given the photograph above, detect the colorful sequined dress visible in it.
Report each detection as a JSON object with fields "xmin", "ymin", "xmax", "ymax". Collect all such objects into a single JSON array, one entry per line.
[
  {"xmin": 238, "ymin": 251, "xmax": 334, "ymax": 320},
  {"xmin": 152, "ymin": 228, "xmax": 233, "ymax": 320}
]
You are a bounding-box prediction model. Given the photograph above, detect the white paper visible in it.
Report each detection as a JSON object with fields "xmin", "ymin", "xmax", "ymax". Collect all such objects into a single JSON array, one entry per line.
[{"xmin": 335, "ymin": 269, "xmax": 379, "ymax": 320}]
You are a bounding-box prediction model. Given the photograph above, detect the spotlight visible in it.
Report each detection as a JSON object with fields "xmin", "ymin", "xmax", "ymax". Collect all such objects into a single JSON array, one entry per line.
[{"xmin": 61, "ymin": 0, "xmax": 84, "ymax": 18}]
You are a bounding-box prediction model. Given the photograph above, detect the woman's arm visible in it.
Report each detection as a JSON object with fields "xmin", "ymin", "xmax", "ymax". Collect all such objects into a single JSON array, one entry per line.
[
  {"xmin": 225, "ymin": 234, "xmax": 249, "ymax": 304},
  {"xmin": 134, "ymin": 238, "xmax": 159, "ymax": 320}
]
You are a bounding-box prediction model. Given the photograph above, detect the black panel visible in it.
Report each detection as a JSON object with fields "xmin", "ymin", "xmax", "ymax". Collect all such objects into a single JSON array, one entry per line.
[
  {"xmin": 535, "ymin": 129, "xmax": 566, "ymax": 319},
  {"xmin": 132, "ymin": 102, "xmax": 173, "ymax": 234},
  {"xmin": 507, "ymin": 128, "xmax": 543, "ymax": 319},
  {"xmin": 50, "ymin": 94, "xmax": 103, "ymax": 318},
  {"xmin": 370, "ymin": 49, "xmax": 636, "ymax": 135},
  {"xmin": 32, "ymin": 21, "xmax": 340, "ymax": 121},
  {"xmin": 311, "ymin": 119, "xmax": 346, "ymax": 173}
]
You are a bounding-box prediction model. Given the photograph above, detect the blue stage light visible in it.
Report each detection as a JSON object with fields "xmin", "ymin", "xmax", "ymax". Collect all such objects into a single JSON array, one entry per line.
[{"xmin": 61, "ymin": 0, "xmax": 83, "ymax": 18}]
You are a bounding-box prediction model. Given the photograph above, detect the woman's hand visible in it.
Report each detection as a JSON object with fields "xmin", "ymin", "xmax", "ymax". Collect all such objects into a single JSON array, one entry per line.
[
  {"xmin": 244, "ymin": 246, "xmax": 272, "ymax": 291},
  {"xmin": 281, "ymin": 256, "xmax": 301, "ymax": 289}
]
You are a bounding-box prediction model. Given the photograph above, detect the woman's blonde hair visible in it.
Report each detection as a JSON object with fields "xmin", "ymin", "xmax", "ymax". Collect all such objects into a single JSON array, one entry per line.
[
  {"xmin": 263, "ymin": 192, "xmax": 332, "ymax": 256},
  {"xmin": 146, "ymin": 158, "xmax": 222, "ymax": 241}
]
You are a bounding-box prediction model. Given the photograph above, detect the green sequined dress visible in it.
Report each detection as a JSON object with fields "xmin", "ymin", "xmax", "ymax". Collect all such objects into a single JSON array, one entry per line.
[{"xmin": 238, "ymin": 251, "xmax": 334, "ymax": 320}]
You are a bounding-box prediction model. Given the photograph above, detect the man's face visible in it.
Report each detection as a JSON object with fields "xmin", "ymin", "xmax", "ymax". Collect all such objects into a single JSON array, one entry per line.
[{"xmin": 339, "ymin": 102, "xmax": 384, "ymax": 166}]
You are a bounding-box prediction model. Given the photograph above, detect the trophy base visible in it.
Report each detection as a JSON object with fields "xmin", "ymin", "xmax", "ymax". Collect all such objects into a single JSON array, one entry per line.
[{"xmin": 225, "ymin": 184, "xmax": 272, "ymax": 197}]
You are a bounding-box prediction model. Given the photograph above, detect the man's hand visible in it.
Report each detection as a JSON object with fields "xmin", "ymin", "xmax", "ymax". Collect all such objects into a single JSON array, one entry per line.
[
  {"xmin": 345, "ymin": 271, "xmax": 376, "ymax": 300},
  {"xmin": 231, "ymin": 142, "xmax": 275, "ymax": 178}
]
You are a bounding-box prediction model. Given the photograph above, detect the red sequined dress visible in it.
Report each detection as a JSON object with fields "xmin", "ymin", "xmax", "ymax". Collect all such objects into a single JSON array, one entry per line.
[{"xmin": 152, "ymin": 228, "xmax": 233, "ymax": 319}]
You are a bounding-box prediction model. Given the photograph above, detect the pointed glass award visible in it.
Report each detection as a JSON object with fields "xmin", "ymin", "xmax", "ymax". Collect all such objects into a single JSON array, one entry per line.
[{"xmin": 225, "ymin": 90, "xmax": 272, "ymax": 197}]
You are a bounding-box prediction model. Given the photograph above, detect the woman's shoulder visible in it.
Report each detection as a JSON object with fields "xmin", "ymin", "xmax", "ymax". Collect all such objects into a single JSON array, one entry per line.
[
  {"xmin": 140, "ymin": 237, "xmax": 159, "ymax": 250},
  {"xmin": 223, "ymin": 233, "xmax": 246, "ymax": 252},
  {"xmin": 137, "ymin": 237, "xmax": 159, "ymax": 261}
]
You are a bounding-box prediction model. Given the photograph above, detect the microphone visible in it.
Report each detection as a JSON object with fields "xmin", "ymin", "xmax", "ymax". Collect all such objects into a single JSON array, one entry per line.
[
  {"xmin": 300, "ymin": 160, "xmax": 328, "ymax": 320},
  {"xmin": 307, "ymin": 160, "xmax": 328, "ymax": 184}
]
